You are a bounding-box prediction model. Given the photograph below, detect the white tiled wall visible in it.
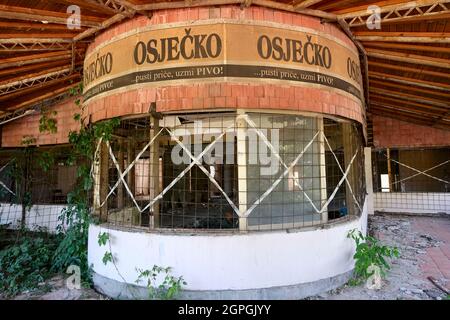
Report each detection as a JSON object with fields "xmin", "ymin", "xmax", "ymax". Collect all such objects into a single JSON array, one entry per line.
[{"xmin": 374, "ymin": 192, "xmax": 450, "ymax": 214}]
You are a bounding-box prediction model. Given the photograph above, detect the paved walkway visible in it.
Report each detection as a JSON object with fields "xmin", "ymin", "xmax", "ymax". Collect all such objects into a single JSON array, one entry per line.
[{"xmin": 413, "ymin": 216, "xmax": 450, "ymax": 281}]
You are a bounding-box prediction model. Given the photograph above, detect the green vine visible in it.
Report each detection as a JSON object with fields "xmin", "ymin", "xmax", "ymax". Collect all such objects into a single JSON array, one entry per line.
[{"xmin": 51, "ymin": 83, "xmax": 120, "ymax": 285}]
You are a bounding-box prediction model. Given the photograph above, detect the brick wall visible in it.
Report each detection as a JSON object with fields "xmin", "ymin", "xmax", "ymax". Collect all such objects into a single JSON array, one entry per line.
[
  {"xmin": 1, "ymin": 97, "xmax": 81, "ymax": 147},
  {"xmin": 373, "ymin": 115, "xmax": 450, "ymax": 148}
]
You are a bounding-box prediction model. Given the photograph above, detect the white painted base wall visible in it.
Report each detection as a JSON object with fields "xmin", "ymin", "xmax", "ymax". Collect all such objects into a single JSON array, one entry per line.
[
  {"xmin": 374, "ymin": 192, "xmax": 450, "ymax": 215},
  {"xmin": 88, "ymin": 199, "xmax": 368, "ymax": 293},
  {"xmin": 0, "ymin": 203, "xmax": 66, "ymax": 233}
]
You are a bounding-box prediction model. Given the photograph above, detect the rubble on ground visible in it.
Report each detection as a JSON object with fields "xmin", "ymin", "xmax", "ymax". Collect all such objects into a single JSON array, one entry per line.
[{"xmin": 308, "ymin": 214, "xmax": 449, "ymax": 300}]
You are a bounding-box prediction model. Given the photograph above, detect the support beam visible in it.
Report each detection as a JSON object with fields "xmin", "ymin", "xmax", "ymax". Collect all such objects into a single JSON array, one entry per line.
[
  {"xmin": 294, "ymin": 0, "xmax": 323, "ymax": 10},
  {"xmin": 0, "ymin": 67, "xmax": 72, "ymax": 96},
  {"xmin": 355, "ymin": 32, "xmax": 450, "ymax": 43},
  {"xmin": 134, "ymin": 0, "xmax": 337, "ymax": 20},
  {"xmin": 370, "ymin": 105, "xmax": 438, "ymax": 124},
  {"xmin": 0, "ymin": 21, "xmax": 88, "ymax": 31},
  {"xmin": 370, "ymin": 79, "xmax": 450, "ymax": 100},
  {"xmin": 0, "ymin": 4, "xmax": 103, "ymax": 27},
  {"xmin": 370, "ymin": 93, "xmax": 449, "ymax": 114},
  {"xmin": 4, "ymin": 81, "xmax": 81, "ymax": 112},
  {"xmin": 0, "ymin": 51, "xmax": 72, "ymax": 70},
  {"xmin": 74, "ymin": 10, "xmax": 136, "ymax": 41},
  {"xmin": 366, "ymin": 48, "xmax": 450, "ymax": 69},
  {"xmin": 363, "ymin": 42, "xmax": 450, "ymax": 54},
  {"xmin": 46, "ymin": 0, "xmax": 128, "ymax": 15},
  {"xmin": 0, "ymin": 74, "xmax": 80, "ymax": 103},
  {"xmin": 368, "ymin": 61, "xmax": 450, "ymax": 80},
  {"xmin": 0, "ymin": 33, "xmax": 77, "ymax": 39},
  {"xmin": 369, "ymin": 71, "xmax": 450, "ymax": 91},
  {"xmin": 338, "ymin": 0, "xmax": 450, "ymax": 27},
  {"xmin": 369, "ymin": 87, "xmax": 450, "ymax": 109},
  {"xmin": 370, "ymin": 100, "xmax": 446, "ymax": 117}
]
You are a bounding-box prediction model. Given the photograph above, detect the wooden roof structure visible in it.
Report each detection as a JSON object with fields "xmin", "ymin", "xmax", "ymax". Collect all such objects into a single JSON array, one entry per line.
[{"xmin": 0, "ymin": 0, "xmax": 449, "ymax": 136}]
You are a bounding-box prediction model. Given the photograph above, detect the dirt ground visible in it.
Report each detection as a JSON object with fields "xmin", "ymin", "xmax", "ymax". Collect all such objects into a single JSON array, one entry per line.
[{"xmin": 5, "ymin": 213, "xmax": 450, "ymax": 300}]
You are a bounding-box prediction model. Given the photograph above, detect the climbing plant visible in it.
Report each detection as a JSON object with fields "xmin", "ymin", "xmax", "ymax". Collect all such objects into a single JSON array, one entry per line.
[{"xmin": 51, "ymin": 83, "xmax": 120, "ymax": 285}]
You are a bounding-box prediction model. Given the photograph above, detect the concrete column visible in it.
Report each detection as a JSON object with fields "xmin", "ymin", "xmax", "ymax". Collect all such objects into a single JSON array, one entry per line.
[
  {"xmin": 149, "ymin": 116, "xmax": 160, "ymax": 228},
  {"xmin": 364, "ymin": 147, "xmax": 374, "ymax": 215}
]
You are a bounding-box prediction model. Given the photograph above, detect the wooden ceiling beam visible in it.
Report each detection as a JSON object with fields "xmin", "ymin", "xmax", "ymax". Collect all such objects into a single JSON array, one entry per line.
[
  {"xmin": 0, "ymin": 51, "xmax": 72, "ymax": 70},
  {"xmin": 370, "ymin": 107, "xmax": 440, "ymax": 127},
  {"xmin": 46, "ymin": 0, "xmax": 125, "ymax": 15},
  {"xmin": 355, "ymin": 32, "xmax": 450, "ymax": 43},
  {"xmin": 370, "ymin": 93, "xmax": 449, "ymax": 113},
  {"xmin": 369, "ymin": 71, "xmax": 450, "ymax": 91},
  {"xmin": 0, "ymin": 21, "xmax": 88, "ymax": 31},
  {"xmin": 293, "ymin": 0, "xmax": 323, "ymax": 10},
  {"xmin": 338, "ymin": 0, "xmax": 450, "ymax": 27},
  {"xmin": 0, "ymin": 67, "xmax": 72, "ymax": 95},
  {"xmin": 0, "ymin": 4, "xmax": 103, "ymax": 27},
  {"xmin": 74, "ymin": 10, "xmax": 136, "ymax": 41},
  {"xmin": 0, "ymin": 61, "xmax": 81, "ymax": 78},
  {"xmin": 370, "ymin": 101, "xmax": 443, "ymax": 117},
  {"xmin": 370, "ymin": 79, "xmax": 450, "ymax": 99},
  {"xmin": 4, "ymin": 82, "xmax": 81, "ymax": 112},
  {"xmin": 363, "ymin": 42, "xmax": 450, "ymax": 54},
  {"xmin": 369, "ymin": 61, "xmax": 450, "ymax": 80},
  {"xmin": 0, "ymin": 33, "xmax": 77, "ymax": 39},
  {"xmin": 369, "ymin": 88, "xmax": 449, "ymax": 110},
  {"xmin": 366, "ymin": 48, "xmax": 450, "ymax": 69},
  {"xmin": 0, "ymin": 74, "xmax": 80, "ymax": 104},
  {"xmin": 132, "ymin": 0, "xmax": 337, "ymax": 20}
]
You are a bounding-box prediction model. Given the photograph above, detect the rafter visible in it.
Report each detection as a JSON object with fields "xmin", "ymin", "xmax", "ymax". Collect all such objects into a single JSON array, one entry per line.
[
  {"xmin": 74, "ymin": 10, "xmax": 136, "ymax": 41},
  {"xmin": 370, "ymin": 101, "xmax": 443, "ymax": 118},
  {"xmin": 363, "ymin": 42, "xmax": 450, "ymax": 54},
  {"xmin": 366, "ymin": 48, "xmax": 450, "ymax": 69},
  {"xmin": 369, "ymin": 88, "xmax": 449, "ymax": 109},
  {"xmin": 0, "ymin": 74, "xmax": 80, "ymax": 104},
  {"xmin": 0, "ymin": 51, "xmax": 72, "ymax": 70},
  {"xmin": 293, "ymin": 0, "xmax": 323, "ymax": 10},
  {"xmin": 369, "ymin": 71, "xmax": 450, "ymax": 91},
  {"xmin": 338, "ymin": 0, "xmax": 450, "ymax": 27},
  {"xmin": 370, "ymin": 79, "xmax": 450, "ymax": 99},
  {"xmin": 0, "ymin": 4, "xmax": 103, "ymax": 27},
  {"xmin": 370, "ymin": 93, "xmax": 449, "ymax": 113},
  {"xmin": 355, "ymin": 32, "xmax": 450, "ymax": 43},
  {"xmin": 4, "ymin": 81, "xmax": 81, "ymax": 112},
  {"xmin": 46, "ymin": 0, "xmax": 129, "ymax": 15},
  {"xmin": 369, "ymin": 61, "xmax": 450, "ymax": 80},
  {"xmin": 0, "ymin": 67, "xmax": 73, "ymax": 96}
]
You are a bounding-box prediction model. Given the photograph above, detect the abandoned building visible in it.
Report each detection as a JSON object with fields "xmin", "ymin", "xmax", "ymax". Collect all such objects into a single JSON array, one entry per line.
[{"xmin": 0, "ymin": 1, "xmax": 449, "ymax": 299}]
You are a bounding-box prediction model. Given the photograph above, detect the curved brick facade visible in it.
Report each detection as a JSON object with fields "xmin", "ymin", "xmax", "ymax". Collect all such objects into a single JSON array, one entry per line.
[{"xmin": 84, "ymin": 5, "xmax": 365, "ymax": 125}]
